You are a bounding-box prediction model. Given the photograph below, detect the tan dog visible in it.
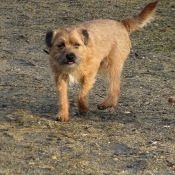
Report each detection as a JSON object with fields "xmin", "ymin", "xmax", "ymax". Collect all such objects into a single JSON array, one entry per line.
[{"xmin": 45, "ymin": 1, "xmax": 158, "ymax": 121}]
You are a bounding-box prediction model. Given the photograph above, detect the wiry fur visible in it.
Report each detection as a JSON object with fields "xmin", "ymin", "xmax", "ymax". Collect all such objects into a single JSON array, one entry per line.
[
  {"xmin": 46, "ymin": 1, "xmax": 158, "ymax": 121},
  {"xmin": 121, "ymin": 1, "xmax": 158, "ymax": 33}
]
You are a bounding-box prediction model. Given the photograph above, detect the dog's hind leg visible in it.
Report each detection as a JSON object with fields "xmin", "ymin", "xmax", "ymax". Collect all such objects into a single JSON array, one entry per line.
[{"xmin": 97, "ymin": 54, "xmax": 126, "ymax": 110}]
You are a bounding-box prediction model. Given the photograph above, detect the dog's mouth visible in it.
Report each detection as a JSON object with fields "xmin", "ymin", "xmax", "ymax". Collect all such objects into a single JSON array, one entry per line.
[{"xmin": 65, "ymin": 60, "xmax": 75, "ymax": 65}]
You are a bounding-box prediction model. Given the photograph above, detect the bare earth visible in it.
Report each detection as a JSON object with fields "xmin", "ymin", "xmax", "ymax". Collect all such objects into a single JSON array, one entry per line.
[{"xmin": 0, "ymin": 0, "xmax": 175, "ymax": 174}]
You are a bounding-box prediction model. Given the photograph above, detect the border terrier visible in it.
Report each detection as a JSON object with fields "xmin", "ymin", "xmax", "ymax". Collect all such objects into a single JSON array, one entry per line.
[{"xmin": 45, "ymin": 1, "xmax": 158, "ymax": 121}]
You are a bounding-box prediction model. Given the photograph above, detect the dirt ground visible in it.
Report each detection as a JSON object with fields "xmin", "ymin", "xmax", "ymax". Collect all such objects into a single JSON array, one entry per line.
[{"xmin": 0, "ymin": 0, "xmax": 175, "ymax": 174}]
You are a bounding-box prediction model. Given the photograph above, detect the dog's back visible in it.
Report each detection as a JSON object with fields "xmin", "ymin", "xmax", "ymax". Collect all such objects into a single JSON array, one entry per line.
[
  {"xmin": 79, "ymin": 19, "xmax": 131, "ymax": 61},
  {"xmin": 76, "ymin": 1, "xmax": 158, "ymax": 62}
]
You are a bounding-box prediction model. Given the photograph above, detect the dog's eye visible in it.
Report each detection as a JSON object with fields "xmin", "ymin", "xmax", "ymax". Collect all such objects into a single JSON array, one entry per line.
[
  {"xmin": 58, "ymin": 43, "xmax": 65, "ymax": 49},
  {"xmin": 74, "ymin": 43, "xmax": 80, "ymax": 49}
]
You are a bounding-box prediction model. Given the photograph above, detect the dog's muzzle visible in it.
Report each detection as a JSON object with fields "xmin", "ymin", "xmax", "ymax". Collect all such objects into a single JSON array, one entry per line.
[
  {"xmin": 59, "ymin": 53, "xmax": 76, "ymax": 65},
  {"xmin": 65, "ymin": 53, "xmax": 76, "ymax": 65}
]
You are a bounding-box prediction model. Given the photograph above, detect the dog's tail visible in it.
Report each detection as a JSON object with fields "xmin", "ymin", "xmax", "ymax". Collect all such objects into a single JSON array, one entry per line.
[{"xmin": 121, "ymin": 1, "xmax": 158, "ymax": 34}]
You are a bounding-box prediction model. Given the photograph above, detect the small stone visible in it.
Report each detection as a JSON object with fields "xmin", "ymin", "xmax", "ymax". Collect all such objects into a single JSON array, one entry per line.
[{"xmin": 51, "ymin": 155, "xmax": 57, "ymax": 160}]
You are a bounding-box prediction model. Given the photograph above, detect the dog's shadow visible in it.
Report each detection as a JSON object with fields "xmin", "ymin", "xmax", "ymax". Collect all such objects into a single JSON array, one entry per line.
[{"xmin": 28, "ymin": 79, "xmax": 137, "ymax": 124}]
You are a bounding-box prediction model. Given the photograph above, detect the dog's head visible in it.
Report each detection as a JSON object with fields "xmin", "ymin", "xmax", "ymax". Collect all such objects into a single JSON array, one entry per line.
[{"xmin": 45, "ymin": 27, "xmax": 89, "ymax": 72}]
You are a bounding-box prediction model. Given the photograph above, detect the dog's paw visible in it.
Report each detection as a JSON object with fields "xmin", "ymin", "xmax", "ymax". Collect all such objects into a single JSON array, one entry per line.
[
  {"xmin": 97, "ymin": 99, "xmax": 117, "ymax": 110},
  {"xmin": 97, "ymin": 103, "xmax": 115, "ymax": 110},
  {"xmin": 79, "ymin": 108, "xmax": 88, "ymax": 114},
  {"xmin": 77, "ymin": 102, "xmax": 89, "ymax": 114},
  {"xmin": 56, "ymin": 113, "xmax": 69, "ymax": 122},
  {"xmin": 97, "ymin": 104, "xmax": 109, "ymax": 110}
]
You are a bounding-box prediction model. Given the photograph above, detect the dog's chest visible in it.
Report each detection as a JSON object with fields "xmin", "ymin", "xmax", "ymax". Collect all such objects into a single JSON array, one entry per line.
[{"xmin": 68, "ymin": 74, "xmax": 78, "ymax": 85}]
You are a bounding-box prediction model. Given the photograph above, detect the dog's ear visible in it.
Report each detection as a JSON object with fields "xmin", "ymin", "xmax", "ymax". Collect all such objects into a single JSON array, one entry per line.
[
  {"xmin": 45, "ymin": 30, "xmax": 54, "ymax": 48},
  {"xmin": 81, "ymin": 29, "xmax": 89, "ymax": 46}
]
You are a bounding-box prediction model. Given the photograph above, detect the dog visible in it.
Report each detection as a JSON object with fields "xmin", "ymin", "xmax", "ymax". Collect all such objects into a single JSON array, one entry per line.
[{"xmin": 45, "ymin": 1, "xmax": 158, "ymax": 121}]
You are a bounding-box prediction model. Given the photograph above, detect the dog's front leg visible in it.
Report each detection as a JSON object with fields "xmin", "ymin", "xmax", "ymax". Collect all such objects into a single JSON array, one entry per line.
[
  {"xmin": 77, "ymin": 73, "xmax": 96, "ymax": 114},
  {"xmin": 55, "ymin": 75, "xmax": 69, "ymax": 121}
]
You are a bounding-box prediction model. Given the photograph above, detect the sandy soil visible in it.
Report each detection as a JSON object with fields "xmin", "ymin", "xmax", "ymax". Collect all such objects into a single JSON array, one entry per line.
[{"xmin": 0, "ymin": 0, "xmax": 175, "ymax": 174}]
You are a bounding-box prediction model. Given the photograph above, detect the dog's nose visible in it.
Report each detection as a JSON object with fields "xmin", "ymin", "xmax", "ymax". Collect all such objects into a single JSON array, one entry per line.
[{"xmin": 66, "ymin": 53, "xmax": 75, "ymax": 61}]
